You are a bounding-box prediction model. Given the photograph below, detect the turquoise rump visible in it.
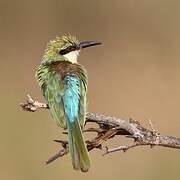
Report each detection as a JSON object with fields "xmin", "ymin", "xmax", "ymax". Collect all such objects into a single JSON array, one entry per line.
[{"xmin": 64, "ymin": 76, "xmax": 80, "ymax": 123}]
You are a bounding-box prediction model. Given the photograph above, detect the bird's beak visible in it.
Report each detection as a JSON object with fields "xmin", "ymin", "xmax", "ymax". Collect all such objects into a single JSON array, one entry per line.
[{"xmin": 79, "ymin": 41, "xmax": 102, "ymax": 49}]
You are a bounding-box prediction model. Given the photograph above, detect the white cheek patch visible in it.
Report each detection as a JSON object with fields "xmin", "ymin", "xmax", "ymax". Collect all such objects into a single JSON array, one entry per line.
[{"xmin": 63, "ymin": 50, "xmax": 80, "ymax": 63}]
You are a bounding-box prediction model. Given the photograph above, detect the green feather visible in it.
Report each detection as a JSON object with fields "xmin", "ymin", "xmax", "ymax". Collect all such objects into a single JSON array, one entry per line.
[
  {"xmin": 68, "ymin": 119, "xmax": 90, "ymax": 172},
  {"xmin": 37, "ymin": 65, "xmax": 67, "ymax": 128},
  {"xmin": 36, "ymin": 35, "xmax": 90, "ymax": 172}
]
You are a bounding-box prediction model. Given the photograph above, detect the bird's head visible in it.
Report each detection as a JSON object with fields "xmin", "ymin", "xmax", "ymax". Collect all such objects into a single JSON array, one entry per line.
[{"xmin": 42, "ymin": 35, "xmax": 101, "ymax": 64}]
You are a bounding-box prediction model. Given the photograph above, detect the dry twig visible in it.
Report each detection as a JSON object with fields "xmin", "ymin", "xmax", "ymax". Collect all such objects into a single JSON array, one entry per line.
[{"xmin": 20, "ymin": 95, "xmax": 180, "ymax": 164}]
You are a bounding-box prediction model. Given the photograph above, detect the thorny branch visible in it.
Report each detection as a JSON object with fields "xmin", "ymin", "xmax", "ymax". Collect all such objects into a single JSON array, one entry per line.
[{"xmin": 20, "ymin": 95, "xmax": 180, "ymax": 164}]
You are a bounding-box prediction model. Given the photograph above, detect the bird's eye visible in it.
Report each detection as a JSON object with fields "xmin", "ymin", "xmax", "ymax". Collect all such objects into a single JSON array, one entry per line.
[
  {"xmin": 59, "ymin": 49, "xmax": 66, "ymax": 55},
  {"xmin": 59, "ymin": 46, "xmax": 77, "ymax": 55}
]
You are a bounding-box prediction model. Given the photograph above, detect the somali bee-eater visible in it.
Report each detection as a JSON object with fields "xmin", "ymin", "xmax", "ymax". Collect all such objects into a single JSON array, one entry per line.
[{"xmin": 36, "ymin": 35, "xmax": 101, "ymax": 172}]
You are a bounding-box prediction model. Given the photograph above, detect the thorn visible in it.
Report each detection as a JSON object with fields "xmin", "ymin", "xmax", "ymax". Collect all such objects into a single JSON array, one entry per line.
[
  {"xmin": 27, "ymin": 94, "xmax": 34, "ymax": 103},
  {"xmin": 129, "ymin": 118, "xmax": 140, "ymax": 125},
  {"xmin": 148, "ymin": 119, "xmax": 154, "ymax": 131},
  {"xmin": 96, "ymin": 144, "xmax": 103, "ymax": 150},
  {"xmin": 53, "ymin": 139, "xmax": 61, "ymax": 143},
  {"xmin": 148, "ymin": 119, "xmax": 158, "ymax": 135},
  {"xmin": 123, "ymin": 148, "xmax": 127, "ymax": 153},
  {"xmin": 53, "ymin": 140, "xmax": 68, "ymax": 144},
  {"xmin": 62, "ymin": 131, "xmax": 68, "ymax": 134},
  {"xmin": 102, "ymin": 146, "xmax": 109, "ymax": 156},
  {"xmin": 85, "ymin": 140, "xmax": 91, "ymax": 144},
  {"xmin": 125, "ymin": 135, "xmax": 134, "ymax": 138}
]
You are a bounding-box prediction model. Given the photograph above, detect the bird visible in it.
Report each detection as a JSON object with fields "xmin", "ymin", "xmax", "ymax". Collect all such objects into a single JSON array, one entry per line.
[{"xmin": 36, "ymin": 35, "xmax": 101, "ymax": 172}]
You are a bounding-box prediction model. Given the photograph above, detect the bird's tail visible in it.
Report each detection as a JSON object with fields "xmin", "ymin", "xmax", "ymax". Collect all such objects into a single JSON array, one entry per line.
[{"xmin": 67, "ymin": 119, "xmax": 90, "ymax": 172}]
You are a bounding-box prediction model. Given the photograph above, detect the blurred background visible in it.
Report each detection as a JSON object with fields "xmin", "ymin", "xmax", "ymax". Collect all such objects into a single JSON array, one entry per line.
[{"xmin": 1, "ymin": 0, "xmax": 180, "ymax": 179}]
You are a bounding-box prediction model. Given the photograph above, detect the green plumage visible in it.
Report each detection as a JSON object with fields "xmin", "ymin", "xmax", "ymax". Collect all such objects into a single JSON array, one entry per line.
[
  {"xmin": 37, "ymin": 61, "xmax": 88, "ymax": 128},
  {"xmin": 36, "ymin": 35, "xmax": 90, "ymax": 172}
]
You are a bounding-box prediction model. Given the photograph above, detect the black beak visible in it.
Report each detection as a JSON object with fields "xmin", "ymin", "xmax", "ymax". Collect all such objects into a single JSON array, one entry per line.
[{"xmin": 79, "ymin": 41, "xmax": 102, "ymax": 49}]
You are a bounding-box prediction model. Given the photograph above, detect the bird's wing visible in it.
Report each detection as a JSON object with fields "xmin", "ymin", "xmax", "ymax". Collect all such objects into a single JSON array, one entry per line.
[
  {"xmin": 78, "ymin": 72, "xmax": 88, "ymax": 127},
  {"xmin": 43, "ymin": 72, "xmax": 67, "ymax": 128}
]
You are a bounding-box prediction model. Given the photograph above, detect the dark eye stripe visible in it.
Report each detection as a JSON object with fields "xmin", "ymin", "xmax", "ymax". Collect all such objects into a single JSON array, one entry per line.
[{"xmin": 59, "ymin": 45, "xmax": 78, "ymax": 55}]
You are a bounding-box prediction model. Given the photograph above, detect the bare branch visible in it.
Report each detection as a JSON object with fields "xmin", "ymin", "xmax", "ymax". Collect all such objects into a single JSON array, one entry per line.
[
  {"xmin": 46, "ymin": 148, "xmax": 68, "ymax": 164},
  {"xmin": 20, "ymin": 95, "xmax": 180, "ymax": 164},
  {"xmin": 20, "ymin": 94, "xmax": 49, "ymax": 112},
  {"xmin": 103, "ymin": 143, "xmax": 143, "ymax": 155}
]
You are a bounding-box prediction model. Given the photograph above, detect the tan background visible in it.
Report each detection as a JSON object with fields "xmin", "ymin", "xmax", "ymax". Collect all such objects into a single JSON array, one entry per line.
[{"xmin": 1, "ymin": 0, "xmax": 180, "ymax": 179}]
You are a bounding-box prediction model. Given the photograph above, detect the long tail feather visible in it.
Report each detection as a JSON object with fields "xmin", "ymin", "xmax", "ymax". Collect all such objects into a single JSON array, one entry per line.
[{"xmin": 67, "ymin": 119, "xmax": 90, "ymax": 172}]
